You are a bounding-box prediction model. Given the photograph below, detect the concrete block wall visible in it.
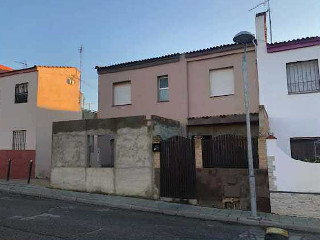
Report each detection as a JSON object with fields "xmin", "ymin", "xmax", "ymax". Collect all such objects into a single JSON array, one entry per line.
[
  {"xmin": 51, "ymin": 167, "xmax": 114, "ymax": 194},
  {"xmin": 51, "ymin": 115, "xmax": 182, "ymax": 199},
  {"xmin": 270, "ymin": 192, "xmax": 320, "ymax": 219}
]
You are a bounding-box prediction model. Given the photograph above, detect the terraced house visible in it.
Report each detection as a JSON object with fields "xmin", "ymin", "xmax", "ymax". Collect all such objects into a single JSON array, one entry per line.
[
  {"xmin": 95, "ymin": 41, "xmax": 272, "ymax": 212},
  {"xmin": 0, "ymin": 66, "xmax": 82, "ymax": 179},
  {"xmin": 96, "ymin": 42, "xmax": 260, "ymax": 138}
]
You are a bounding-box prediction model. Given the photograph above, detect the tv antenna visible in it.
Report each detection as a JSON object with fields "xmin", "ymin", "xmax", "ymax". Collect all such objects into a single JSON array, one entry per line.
[
  {"xmin": 249, "ymin": 0, "xmax": 273, "ymax": 43},
  {"xmin": 79, "ymin": 45, "xmax": 83, "ymax": 91},
  {"xmin": 15, "ymin": 60, "xmax": 28, "ymax": 68}
]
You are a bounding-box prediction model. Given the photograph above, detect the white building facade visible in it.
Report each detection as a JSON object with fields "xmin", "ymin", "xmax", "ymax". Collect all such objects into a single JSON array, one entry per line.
[{"xmin": 256, "ymin": 12, "xmax": 320, "ymax": 218}]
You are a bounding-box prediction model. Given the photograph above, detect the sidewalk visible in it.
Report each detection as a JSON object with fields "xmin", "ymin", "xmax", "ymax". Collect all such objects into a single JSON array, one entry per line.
[{"xmin": 0, "ymin": 181, "xmax": 319, "ymax": 234}]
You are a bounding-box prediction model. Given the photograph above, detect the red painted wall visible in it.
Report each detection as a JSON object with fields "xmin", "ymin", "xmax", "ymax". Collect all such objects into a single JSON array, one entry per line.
[{"xmin": 0, "ymin": 150, "xmax": 36, "ymax": 179}]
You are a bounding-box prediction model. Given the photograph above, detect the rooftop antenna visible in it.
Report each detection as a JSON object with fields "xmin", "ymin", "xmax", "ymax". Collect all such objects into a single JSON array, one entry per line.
[
  {"xmin": 79, "ymin": 45, "xmax": 83, "ymax": 92},
  {"xmin": 15, "ymin": 60, "xmax": 28, "ymax": 68},
  {"xmin": 249, "ymin": 0, "xmax": 273, "ymax": 43}
]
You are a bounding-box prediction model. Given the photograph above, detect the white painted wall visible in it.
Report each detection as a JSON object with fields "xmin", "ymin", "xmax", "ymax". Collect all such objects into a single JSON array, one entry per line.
[
  {"xmin": 256, "ymin": 14, "xmax": 320, "ymax": 156},
  {"xmin": 267, "ymin": 138, "xmax": 320, "ymax": 193},
  {"xmin": 35, "ymin": 108, "xmax": 81, "ymax": 178},
  {"xmin": 0, "ymin": 71, "xmax": 38, "ymax": 150}
]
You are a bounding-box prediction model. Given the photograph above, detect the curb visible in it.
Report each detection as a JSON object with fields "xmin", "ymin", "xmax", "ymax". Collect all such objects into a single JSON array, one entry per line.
[{"xmin": 1, "ymin": 186, "xmax": 320, "ymax": 234}]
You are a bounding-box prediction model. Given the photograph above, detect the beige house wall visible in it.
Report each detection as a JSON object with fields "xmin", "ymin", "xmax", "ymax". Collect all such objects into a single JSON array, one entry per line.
[
  {"xmin": 98, "ymin": 58, "xmax": 189, "ymax": 127},
  {"xmin": 187, "ymin": 48, "xmax": 259, "ymax": 118},
  {"xmin": 0, "ymin": 71, "xmax": 38, "ymax": 150},
  {"xmin": 0, "ymin": 67, "xmax": 82, "ymax": 179},
  {"xmin": 98, "ymin": 47, "xmax": 259, "ymax": 131}
]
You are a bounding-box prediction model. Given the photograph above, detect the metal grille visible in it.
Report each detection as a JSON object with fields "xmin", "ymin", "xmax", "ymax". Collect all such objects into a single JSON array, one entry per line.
[
  {"xmin": 287, "ymin": 60, "xmax": 320, "ymax": 94},
  {"xmin": 15, "ymin": 82, "xmax": 28, "ymax": 103},
  {"xmin": 12, "ymin": 130, "xmax": 26, "ymax": 150},
  {"xmin": 290, "ymin": 138, "xmax": 320, "ymax": 162},
  {"xmin": 202, "ymin": 135, "xmax": 259, "ymax": 168},
  {"xmin": 160, "ymin": 136, "xmax": 196, "ymax": 199}
]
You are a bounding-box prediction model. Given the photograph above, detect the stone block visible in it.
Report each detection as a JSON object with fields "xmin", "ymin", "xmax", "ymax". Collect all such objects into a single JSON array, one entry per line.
[
  {"xmin": 51, "ymin": 167, "xmax": 86, "ymax": 191},
  {"xmin": 115, "ymin": 167, "xmax": 153, "ymax": 198},
  {"xmin": 86, "ymin": 168, "xmax": 114, "ymax": 194}
]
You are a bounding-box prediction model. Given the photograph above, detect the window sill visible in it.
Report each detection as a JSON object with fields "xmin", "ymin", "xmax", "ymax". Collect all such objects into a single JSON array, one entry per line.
[
  {"xmin": 112, "ymin": 104, "xmax": 132, "ymax": 107},
  {"xmin": 157, "ymin": 100, "xmax": 169, "ymax": 103},
  {"xmin": 210, "ymin": 93, "xmax": 234, "ymax": 98}
]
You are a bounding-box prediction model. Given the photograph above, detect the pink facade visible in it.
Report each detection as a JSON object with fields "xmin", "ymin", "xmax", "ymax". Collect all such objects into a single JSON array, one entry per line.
[{"xmin": 97, "ymin": 45, "xmax": 259, "ymax": 128}]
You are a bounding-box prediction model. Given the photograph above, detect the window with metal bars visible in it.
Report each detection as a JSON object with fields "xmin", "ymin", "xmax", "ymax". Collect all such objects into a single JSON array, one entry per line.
[
  {"xmin": 15, "ymin": 82, "xmax": 28, "ymax": 103},
  {"xmin": 290, "ymin": 138, "xmax": 320, "ymax": 163},
  {"xmin": 12, "ymin": 130, "xmax": 26, "ymax": 150},
  {"xmin": 286, "ymin": 60, "xmax": 320, "ymax": 94}
]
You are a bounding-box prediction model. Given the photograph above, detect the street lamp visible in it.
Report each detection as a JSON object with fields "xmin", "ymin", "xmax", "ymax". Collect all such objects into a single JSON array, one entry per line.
[{"xmin": 233, "ymin": 31, "xmax": 259, "ymax": 219}]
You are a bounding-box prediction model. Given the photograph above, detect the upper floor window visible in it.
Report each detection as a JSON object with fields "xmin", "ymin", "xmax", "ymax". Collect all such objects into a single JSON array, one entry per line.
[
  {"xmin": 15, "ymin": 82, "xmax": 28, "ymax": 103},
  {"xmin": 290, "ymin": 137, "xmax": 320, "ymax": 163},
  {"xmin": 158, "ymin": 76, "xmax": 169, "ymax": 102},
  {"xmin": 286, "ymin": 59, "xmax": 320, "ymax": 94},
  {"xmin": 66, "ymin": 78, "xmax": 75, "ymax": 85},
  {"xmin": 210, "ymin": 68, "xmax": 235, "ymax": 97},
  {"xmin": 12, "ymin": 130, "xmax": 26, "ymax": 150},
  {"xmin": 113, "ymin": 81, "xmax": 131, "ymax": 106}
]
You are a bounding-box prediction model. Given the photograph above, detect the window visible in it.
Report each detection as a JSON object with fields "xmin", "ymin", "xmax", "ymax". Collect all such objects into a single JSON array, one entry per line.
[
  {"xmin": 12, "ymin": 130, "xmax": 26, "ymax": 150},
  {"xmin": 15, "ymin": 83, "xmax": 28, "ymax": 103},
  {"xmin": 87, "ymin": 134, "xmax": 115, "ymax": 168},
  {"xmin": 113, "ymin": 81, "xmax": 131, "ymax": 106},
  {"xmin": 290, "ymin": 138, "xmax": 320, "ymax": 163},
  {"xmin": 158, "ymin": 76, "xmax": 169, "ymax": 102},
  {"xmin": 210, "ymin": 68, "xmax": 235, "ymax": 97},
  {"xmin": 66, "ymin": 78, "xmax": 75, "ymax": 85},
  {"xmin": 286, "ymin": 59, "xmax": 320, "ymax": 94}
]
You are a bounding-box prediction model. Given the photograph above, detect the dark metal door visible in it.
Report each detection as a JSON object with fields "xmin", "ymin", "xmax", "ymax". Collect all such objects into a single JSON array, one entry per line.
[{"xmin": 160, "ymin": 136, "xmax": 196, "ymax": 199}]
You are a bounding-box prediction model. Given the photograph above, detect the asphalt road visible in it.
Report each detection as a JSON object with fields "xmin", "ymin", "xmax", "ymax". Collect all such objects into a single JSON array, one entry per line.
[{"xmin": 0, "ymin": 192, "xmax": 319, "ymax": 240}]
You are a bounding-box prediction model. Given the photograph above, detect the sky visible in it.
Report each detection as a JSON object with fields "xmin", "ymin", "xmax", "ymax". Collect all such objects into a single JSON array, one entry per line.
[{"xmin": 1, "ymin": 0, "xmax": 319, "ymax": 110}]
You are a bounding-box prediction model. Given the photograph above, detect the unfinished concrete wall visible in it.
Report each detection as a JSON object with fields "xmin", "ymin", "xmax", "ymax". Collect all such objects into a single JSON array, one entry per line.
[
  {"xmin": 51, "ymin": 115, "xmax": 181, "ymax": 198},
  {"xmin": 151, "ymin": 115, "xmax": 182, "ymax": 140}
]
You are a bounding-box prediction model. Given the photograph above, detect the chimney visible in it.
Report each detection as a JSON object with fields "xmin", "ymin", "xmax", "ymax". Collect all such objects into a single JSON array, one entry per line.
[{"xmin": 255, "ymin": 12, "xmax": 268, "ymax": 45}]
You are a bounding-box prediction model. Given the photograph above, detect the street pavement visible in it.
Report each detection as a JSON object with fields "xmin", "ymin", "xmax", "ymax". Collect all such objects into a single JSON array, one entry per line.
[{"xmin": 0, "ymin": 192, "xmax": 320, "ymax": 240}]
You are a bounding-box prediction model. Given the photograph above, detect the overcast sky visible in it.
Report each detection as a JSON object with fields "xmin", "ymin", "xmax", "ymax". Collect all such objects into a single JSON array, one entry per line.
[{"xmin": 1, "ymin": 0, "xmax": 319, "ymax": 110}]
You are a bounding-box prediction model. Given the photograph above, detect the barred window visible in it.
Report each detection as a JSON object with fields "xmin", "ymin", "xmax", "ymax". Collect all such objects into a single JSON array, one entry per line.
[
  {"xmin": 15, "ymin": 82, "xmax": 28, "ymax": 103},
  {"xmin": 290, "ymin": 138, "xmax": 320, "ymax": 163},
  {"xmin": 286, "ymin": 60, "xmax": 320, "ymax": 94},
  {"xmin": 12, "ymin": 130, "xmax": 26, "ymax": 150}
]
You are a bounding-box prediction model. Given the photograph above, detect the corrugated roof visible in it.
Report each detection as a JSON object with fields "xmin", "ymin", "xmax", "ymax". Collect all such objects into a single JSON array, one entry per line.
[
  {"xmin": 188, "ymin": 112, "xmax": 258, "ymax": 120},
  {"xmin": 96, "ymin": 42, "xmax": 253, "ymax": 73},
  {"xmin": 184, "ymin": 43, "xmax": 249, "ymax": 58},
  {"xmin": 0, "ymin": 65, "xmax": 78, "ymax": 77},
  {"xmin": 267, "ymin": 36, "xmax": 320, "ymax": 46},
  {"xmin": 267, "ymin": 36, "xmax": 320, "ymax": 53},
  {"xmin": 96, "ymin": 53, "xmax": 180, "ymax": 73}
]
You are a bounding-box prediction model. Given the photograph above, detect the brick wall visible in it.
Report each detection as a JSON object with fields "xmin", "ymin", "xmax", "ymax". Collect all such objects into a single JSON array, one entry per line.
[
  {"xmin": 258, "ymin": 105, "xmax": 269, "ymax": 169},
  {"xmin": 270, "ymin": 192, "xmax": 320, "ymax": 218},
  {"xmin": 0, "ymin": 150, "xmax": 36, "ymax": 179}
]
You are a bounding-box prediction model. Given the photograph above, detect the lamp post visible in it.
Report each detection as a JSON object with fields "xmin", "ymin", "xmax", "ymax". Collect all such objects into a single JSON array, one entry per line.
[{"xmin": 233, "ymin": 31, "xmax": 259, "ymax": 219}]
